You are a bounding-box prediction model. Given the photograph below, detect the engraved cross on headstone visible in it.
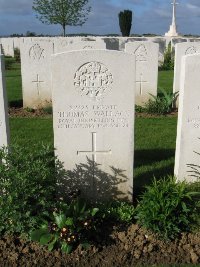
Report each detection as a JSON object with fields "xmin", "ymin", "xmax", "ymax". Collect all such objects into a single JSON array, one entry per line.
[
  {"xmin": 136, "ymin": 73, "xmax": 148, "ymax": 95},
  {"xmin": 77, "ymin": 132, "xmax": 112, "ymax": 162},
  {"xmin": 32, "ymin": 74, "xmax": 44, "ymax": 96}
]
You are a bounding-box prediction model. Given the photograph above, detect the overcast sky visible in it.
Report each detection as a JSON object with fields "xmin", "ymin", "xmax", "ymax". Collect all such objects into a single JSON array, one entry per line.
[{"xmin": 0, "ymin": 0, "xmax": 199, "ymax": 36}]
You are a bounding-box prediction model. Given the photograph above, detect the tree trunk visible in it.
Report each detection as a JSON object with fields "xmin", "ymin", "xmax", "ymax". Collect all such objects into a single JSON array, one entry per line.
[{"xmin": 62, "ymin": 24, "xmax": 66, "ymax": 37}]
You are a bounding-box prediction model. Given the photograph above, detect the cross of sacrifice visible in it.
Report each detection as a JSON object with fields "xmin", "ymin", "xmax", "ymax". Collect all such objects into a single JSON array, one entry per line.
[
  {"xmin": 32, "ymin": 74, "xmax": 44, "ymax": 96},
  {"xmin": 171, "ymin": 0, "xmax": 179, "ymax": 25},
  {"xmin": 77, "ymin": 132, "xmax": 112, "ymax": 162},
  {"xmin": 136, "ymin": 73, "xmax": 148, "ymax": 95},
  {"xmin": 172, "ymin": 0, "xmax": 178, "ymax": 6}
]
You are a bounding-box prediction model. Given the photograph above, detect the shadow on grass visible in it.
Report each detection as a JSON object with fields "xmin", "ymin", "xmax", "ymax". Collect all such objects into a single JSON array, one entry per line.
[
  {"xmin": 134, "ymin": 149, "xmax": 175, "ymax": 168},
  {"xmin": 134, "ymin": 149, "xmax": 175, "ymax": 198},
  {"xmin": 9, "ymin": 99, "xmax": 23, "ymax": 108},
  {"xmin": 6, "ymin": 73, "xmax": 21, "ymax": 77}
]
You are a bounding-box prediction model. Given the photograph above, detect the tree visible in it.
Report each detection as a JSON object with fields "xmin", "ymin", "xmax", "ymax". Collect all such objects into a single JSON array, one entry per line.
[
  {"xmin": 118, "ymin": 10, "xmax": 132, "ymax": 37},
  {"xmin": 32, "ymin": 0, "xmax": 91, "ymax": 36}
]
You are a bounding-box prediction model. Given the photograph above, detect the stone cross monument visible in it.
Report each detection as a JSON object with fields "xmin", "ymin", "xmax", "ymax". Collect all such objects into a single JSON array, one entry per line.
[{"xmin": 165, "ymin": 0, "xmax": 179, "ymax": 37}]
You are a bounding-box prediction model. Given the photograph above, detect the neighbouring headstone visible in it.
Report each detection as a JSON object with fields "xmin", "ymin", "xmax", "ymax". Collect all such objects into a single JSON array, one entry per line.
[
  {"xmin": 0, "ymin": 55, "xmax": 10, "ymax": 148},
  {"xmin": 13, "ymin": 37, "xmax": 21, "ymax": 50},
  {"xmin": 54, "ymin": 38, "xmax": 106, "ymax": 53},
  {"xmin": 173, "ymin": 42, "xmax": 200, "ymax": 106},
  {"xmin": 53, "ymin": 37, "xmax": 81, "ymax": 53},
  {"xmin": 20, "ymin": 39, "xmax": 54, "ymax": 108},
  {"xmin": 125, "ymin": 41, "xmax": 159, "ymax": 106},
  {"xmin": 52, "ymin": 50, "xmax": 135, "ymax": 201},
  {"xmin": 0, "ymin": 38, "xmax": 14, "ymax": 57},
  {"xmin": 174, "ymin": 54, "xmax": 200, "ymax": 182}
]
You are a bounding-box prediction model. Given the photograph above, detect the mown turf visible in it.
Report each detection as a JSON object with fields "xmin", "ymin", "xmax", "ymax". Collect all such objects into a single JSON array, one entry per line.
[
  {"xmin": 158, "ymin": 70, "xmax": 174, "ymax": 94},
  {"xmin": 134, "ymin": 116, "xmax": 177, "ymax": 194},
  {"xmin": 10, "ymin": 117, "xmax": 53, "ymax": 147},
  {"xmin": 5, "ymin": 60, "xmax": 22, "ymax": 107}
]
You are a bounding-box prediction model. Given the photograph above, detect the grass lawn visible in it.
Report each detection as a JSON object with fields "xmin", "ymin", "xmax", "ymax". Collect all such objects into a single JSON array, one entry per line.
[
  {"xmin": 5, "ymin": 60, "xmax": 22, "ymax": 107},
  {"xmin": 134, "ymin": 116, "xmax": 177, "ymax": 194},
  {"xmin": 158, "ymin": 70, "xmax": 174, "ymax": 94}
]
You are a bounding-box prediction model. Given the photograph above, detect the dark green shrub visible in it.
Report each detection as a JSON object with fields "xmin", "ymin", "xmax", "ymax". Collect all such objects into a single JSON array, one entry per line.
[
  {"xmin": 31, "ymin": 197, "xmax": 99, "ymax": 253},
  {"xmin": 135, "ymin": 176, "xmax": 199, "ymax": 240},
  {"xmin": 0, "ymin": 144, "xmax": 63, "ymax": 235},
  {"xmin": 160, "ymin": 42, "xmax": 174, "ymax": 71},
  {"xmin": 118, "ymin": 10, "xmax": 132, "ymax": 37}
]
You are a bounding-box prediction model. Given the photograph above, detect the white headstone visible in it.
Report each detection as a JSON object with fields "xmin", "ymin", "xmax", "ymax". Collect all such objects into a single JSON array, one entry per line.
[
  {"xmin": 173, "ymin": 42, "xmax": 200, "ymax": 106},
  {"xmin": 0, "ymin": 38, "xmax": 14, "ymax": 57},
  {"xmin": 52, "ymin": 50, "xmax": 135, "ymax": 201},
  {"xmin": 175, "ymin": 54, "xmax": 200, "ymax": 182},
  {"xmin": 125, "ymin": 41, "xmax": 159, "ymax": 106},
  {"xmin": 20, "ymin": 39, "xmax": 54, "ymax": 108},
  {"xmin": 0, "ymin": 55, "xmax": 10, "ymax": 148}
]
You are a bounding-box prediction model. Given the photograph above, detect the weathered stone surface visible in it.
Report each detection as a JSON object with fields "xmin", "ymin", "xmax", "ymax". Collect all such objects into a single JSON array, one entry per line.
[
  {"xmin": 52, "ymin": 50, "xmax": 135, "ymax": 201},
  {"xmin": 53, "ymin": 37, "xmax": 81, "ymax": 53},
  {"xmin": 0, "ymin": 55, "xmax": 10, "ymax": 148},
  {"xmin": 0, "ymin": 38, "xmax": 14, "ymax": 57},
  {"xmin": 20, "ymin": 39, "xmax": 54, "ymax": 108},
  {"xmin": 125, "ymin": 41, "xmax": 159, "ymax": 106},
  {"xmin": 175, "ymin": 54, "xmax": 200, "ymax": 182},
  {"xmin": 173, "ymin": 42, "xmax": 200, "ymax": 106}
]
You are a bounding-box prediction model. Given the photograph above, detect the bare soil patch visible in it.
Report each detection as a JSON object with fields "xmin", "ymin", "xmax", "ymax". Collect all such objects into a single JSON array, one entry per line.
[
  {"xmin": 0, "ymin": 224, "xmax": 199, "ymax": 266},
  {"xmin": 9, "ymin": 108, "xmax": 52, "ymax": 118},
  {"xmin": 135, "ymin": 111, "xmax": 178, "ymax": 118}
]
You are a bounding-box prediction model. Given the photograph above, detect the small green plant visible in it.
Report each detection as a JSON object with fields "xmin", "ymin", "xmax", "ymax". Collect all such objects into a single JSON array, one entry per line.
[
  {"xmin": 14, "ymin": 48, "xmax": 21, "ymax": 63},
  {"xmin": 144, "ymin": 88, "xmax": 178, "ymax": 115},
  {"xmin": 118, "ymin": 10, "xmax": 132, "ymax": 37},
  {"xmin": 135, "ymin": 176, "xmax": 199, "ymax": 240},
  {"xmin": 135, "ymin": 105, "xmax": 145, "ymax": 113},
  {"xmin": 42, "ymin": 105, "xmax": 53, "ymax": 115},
  {"xmin": 31, "ymin": 197, "xmax": 99, "ymax": 253},
  {"xmin": 0, "ymin": 144, "xmax": 63, "ymax": 235},
  {"xmin": 24, "ymin": 107, "xmax": 35, "ymax": 113},
  {"xmin": 187, "ymin": 152, "xmax": 200, "ymax": 227},
  {"xmin": 105, "ymin": 201, "xmax": 135, "ymax": 223}
]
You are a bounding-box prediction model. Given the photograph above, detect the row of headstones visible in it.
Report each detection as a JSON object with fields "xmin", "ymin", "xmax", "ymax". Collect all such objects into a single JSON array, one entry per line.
[
  {"xmin": 1, "ymin": 48, "xmax": 200, "ymax": 200},
  {"xmin": 2, "ymin": 36, "xmax": 200, "ymax": 109},
  {"xmin": 2, "ymin": 35, "xmax": 200, "ymax": 57},
  {"xmin": 1, "ymin": 35, "xmax": 200, "ymax": 59},
  {"xmin": 21, "ymin": 38, "xmax": 159, "ymax": 108}
]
